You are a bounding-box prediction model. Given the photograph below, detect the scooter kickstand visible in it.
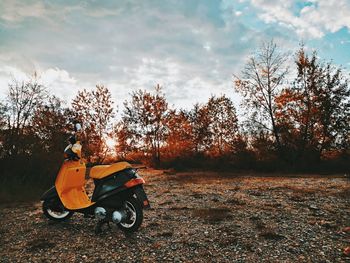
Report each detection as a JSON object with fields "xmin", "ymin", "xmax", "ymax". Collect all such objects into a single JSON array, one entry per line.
[
  {"xmin": 95, "ymin": 220, "xmax": 106, "ymax": 234},
  {"xmin": 95, "ymin": 219, "xmax": 112, "ymax": 234}
]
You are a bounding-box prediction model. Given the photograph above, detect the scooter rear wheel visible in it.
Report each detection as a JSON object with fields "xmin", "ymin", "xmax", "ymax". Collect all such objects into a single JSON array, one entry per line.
[
  {"xmin": 42, "ymin": 198, "xmax": 74, "ymax": 222},
  {"xmin": 117, "ymin": 196, "xmax": 143, "ymax": 232}
]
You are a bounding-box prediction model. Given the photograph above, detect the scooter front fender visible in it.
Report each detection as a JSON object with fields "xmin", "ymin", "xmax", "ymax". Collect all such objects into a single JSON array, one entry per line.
[{"xmin": 40, "ymin": 186, "xmax": 58, "ymax": 200}]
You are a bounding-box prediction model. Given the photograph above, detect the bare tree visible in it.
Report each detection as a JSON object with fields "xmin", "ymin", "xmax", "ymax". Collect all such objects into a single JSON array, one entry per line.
[
  {"xmin": 235, "ymin": 40, "xmax": 289, "ymax": 154},
  {"xmin": 2, "ymin": 74, "xmax": 48, "ymax": 156}
]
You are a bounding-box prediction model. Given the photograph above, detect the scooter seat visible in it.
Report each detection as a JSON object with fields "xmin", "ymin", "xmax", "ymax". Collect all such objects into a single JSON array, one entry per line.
[{"xmin": 89, "ymin": 162, "xmax": 132, "ymax": 179}]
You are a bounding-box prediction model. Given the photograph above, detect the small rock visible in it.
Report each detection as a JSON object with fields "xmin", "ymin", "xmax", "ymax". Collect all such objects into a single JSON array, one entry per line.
[{"xmin": 309, "ymin": 205, "xmax": 319, "ymax": 210}]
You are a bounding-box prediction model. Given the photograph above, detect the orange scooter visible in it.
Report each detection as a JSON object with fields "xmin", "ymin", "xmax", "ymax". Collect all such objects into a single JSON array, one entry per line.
[{"xmin": 41, "ymin": 123, "xmax": 150, "ymax": 233}]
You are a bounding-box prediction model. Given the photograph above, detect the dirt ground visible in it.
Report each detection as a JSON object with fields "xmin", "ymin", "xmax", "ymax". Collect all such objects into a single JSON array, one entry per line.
[{"xmin": 0, "ymin": 170, "xmax": 349, "ymax": 262}]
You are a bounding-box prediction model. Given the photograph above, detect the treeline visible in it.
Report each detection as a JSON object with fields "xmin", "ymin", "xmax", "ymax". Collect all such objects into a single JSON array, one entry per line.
[
  {"xmin": 116, "ymin": 43, "xmax": 350, "ymax": 172},
  {"xmin": 0, "ymin": 43, "xmax": 349, "ymax": 201}
]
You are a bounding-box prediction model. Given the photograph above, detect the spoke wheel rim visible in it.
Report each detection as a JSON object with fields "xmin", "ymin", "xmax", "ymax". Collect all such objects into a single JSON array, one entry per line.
[{"xmin": 119, "ymin": 201, "xmax": 137, "ymax": 228}]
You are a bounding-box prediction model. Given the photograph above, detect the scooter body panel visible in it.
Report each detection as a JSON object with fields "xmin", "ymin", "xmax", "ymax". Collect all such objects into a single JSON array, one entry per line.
[
  {"xmin": 91, "ymin": 168, "xmax": 136, "ymax": 202},
  {"xmin": 55, "ymin": 160, "xmax": 94, "ymax": 210}
]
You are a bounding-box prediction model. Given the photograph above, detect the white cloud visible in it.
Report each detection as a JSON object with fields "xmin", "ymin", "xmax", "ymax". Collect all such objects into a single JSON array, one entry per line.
[
  {"xmin": 0, "ymin": 65, "xmax": 29, "ymax": 97},
  {"xmin": 38, "ymin": 68, "xmax": 81, "ymax": 101},
  {"xmin": 0, "ymin": 0, "xmax": 47, "ymax": 22},
  {"xmin": 0, "ymin": 64, "xmax": 88, "ymax": 103},
  {"xmin": 0, "ymin": 65, "xmax": 28, "ymax": 81},
  {"xmin": 301, "ymin": 0, "xmax": 350, "ymax": 33},
  {"xmin": 250, "ymin": 0, "xmax": 350, "ymax": 39}
]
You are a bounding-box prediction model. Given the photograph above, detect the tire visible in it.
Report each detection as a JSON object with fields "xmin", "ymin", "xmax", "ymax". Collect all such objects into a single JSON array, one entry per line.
[
  {"xmin": 117, "ymin": 196, "xmax": 143, "ymax": 233},
  {"xmin": 42, "ymin": 198, "xmax": 74, "ymax": 222}
]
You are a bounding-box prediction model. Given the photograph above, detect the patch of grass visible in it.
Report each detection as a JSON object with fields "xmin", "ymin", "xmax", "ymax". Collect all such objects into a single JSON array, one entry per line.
[
  {"xmin": 249, "ymin": 215, "xmax": 260, "ymax": 221},
  {"xmin": 211, "ymin": 197, "xmax": 220, "ymax": 202},
  {"xmin": 259, "ymin": 229, "xmax": 285, "ymax": 240},
  {"xmin": 217, "ymin": 236, "xmax": 238, "ymax": 247},
  {"xmin": 147, "ymin": 222, "xmax": 161, "ymax": 228},
  {"xmin": 227, "ymin": 197, "xmax": 246, "ymax": 206},
  {"xmin": 26, "ymin": 238, "xmax": 55, "ymax": 252},
  {"xmin": 271, "ymin": 186, "xmax": 293, "ymax": 192},
  {"xmin": 158, "ymin": 231, "xmax": 173, "ymax": 237},
  {"xmin": 272, "ymin": 185, "xmax": 318, "ymax": 197},
  {"xmin": 262, "ymin": 227, "xmax": 284, "ymax": 240},
  {"xmin": 247, "ymin": 190, "xmax": 263, "ymax": 196},
  {"xmin": 190, "ymin": 193, "xmax": 204, "ymax": 199},
  {"xmin": 232, "ymin": 185, "xmax": 241, "ymax": 191},
  {"xmin": 289, "ymin": 192, "xmax": 306, "ymax": 202},
  {"xmin": 191, "ymin": 208, "xmax": 232, "ymax": 224},
  {"xmin": 159, "ymin": 200, "xmax": 173, "ymax": 205},
  {"xmin": 337, "ymin": 188, "xmax": 350, "ymax": 199},
  {"xmin": 169, "ymin": 206, "xmax": 190, "ymax": 210},
  {"xmin": 250, "ymin": 215, "xmax": 285, "ymax": 240}
]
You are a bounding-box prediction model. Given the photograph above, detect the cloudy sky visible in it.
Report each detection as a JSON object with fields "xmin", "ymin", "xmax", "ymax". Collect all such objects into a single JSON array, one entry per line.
[{"xmin": 0, "ymin": 0, "xmax": 349, "ymax": 110}]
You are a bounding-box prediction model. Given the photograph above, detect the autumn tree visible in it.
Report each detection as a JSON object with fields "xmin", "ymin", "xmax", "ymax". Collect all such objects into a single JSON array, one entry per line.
[
  {"xmin": 189, "ymin": 103, "xmax": 211, "ymax": 154},
  {"xmin": 275, "ymin": 48, "xmax": 350, "ymax": 163},
  {"xmin": 235, "ymin": 40, "xmax": 288, "ymax": 156},
  {"xmin": 31, "ymin": 96, "xmax": 72, "ymax": 154},
  {"xmin": 206, "ymin": 95, "xmax": 239, "ymax": 156},
  {"xmin": 114, "ymin": 121, "xmax": 139, "ymax": 160},
  {"xmin": 163, "ymin": 109, "xmax": 194, "ymax": 160},
  {"xmin": 187, "ymin": 95, "xmax": 240, "ymax": 157},
  {"xmin": 72, "ymin": 85, "xmax": 114, "ymax": 163},
  {"xmin": 119, "ymin": 85, "xmax": 168, "ymax": 166}
]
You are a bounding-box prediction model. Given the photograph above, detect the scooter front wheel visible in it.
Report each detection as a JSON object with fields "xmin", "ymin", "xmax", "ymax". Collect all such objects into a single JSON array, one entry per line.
[
  {"xmin": 42, "ymin": 198, "xmax": 74, "ymax": 222},
  {"xmin": 118, "ymin": 197, "xmax": 143, "ymax": 233}
]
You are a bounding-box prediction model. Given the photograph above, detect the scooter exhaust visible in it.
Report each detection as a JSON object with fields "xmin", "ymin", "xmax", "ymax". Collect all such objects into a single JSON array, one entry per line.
[
  {"xmin": 94, "ymin": 207, "xmax": 126, "ymax": 224},
  {"xmin": 112, "ymin": 210, "xmax": 126, "ymax": 224},
  {"xmin": 94, "ymin": 207, "xmax": 107, "ymax": 220}
]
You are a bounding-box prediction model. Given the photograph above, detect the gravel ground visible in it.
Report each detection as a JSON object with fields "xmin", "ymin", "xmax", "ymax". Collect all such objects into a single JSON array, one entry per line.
[{"xmin": 0, "ymin": 170, "xmax": 349, "ymax": 262}]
